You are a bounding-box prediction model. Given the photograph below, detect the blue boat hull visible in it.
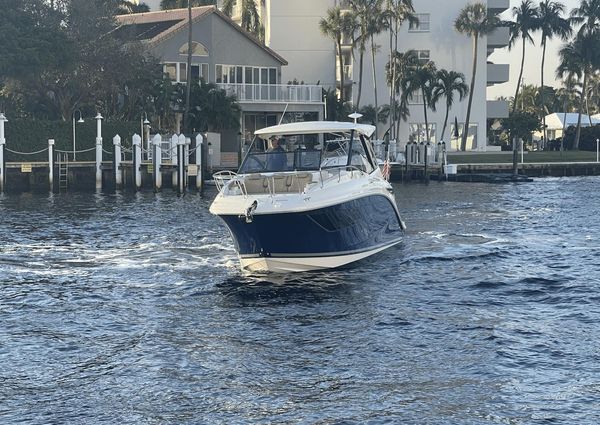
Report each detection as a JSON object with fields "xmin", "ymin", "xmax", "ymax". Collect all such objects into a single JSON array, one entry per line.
[{"xmin": 218, "ymin": 194, "xmax": 403, "ymax": 261}]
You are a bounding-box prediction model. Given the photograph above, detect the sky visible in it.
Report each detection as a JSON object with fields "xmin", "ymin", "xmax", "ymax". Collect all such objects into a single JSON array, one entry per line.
[{"xmin": 487, "ymin": 0, "xmax": 581, "ymax": 100}]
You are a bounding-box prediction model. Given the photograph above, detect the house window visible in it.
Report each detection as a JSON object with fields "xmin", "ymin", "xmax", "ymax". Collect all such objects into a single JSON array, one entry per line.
[
  {"xmin": 409, "ymin": 123, "xmax": 437, "ymax": 143},
  {"xmin": 415, "ymin": 50, "xmax": 430, "ymax": 65},
  {"xmin": 190, "ymin": 63, "xmax": 209, "ymax": 81},
  {"xmin": 164, "ymin": 62, "xmax": 208, "ymax": 83},
  {"xmin": 179, "ymin": 41, "xmax": 209, "ymax": 57},
  {"xmin": 409, "ymin": 13, "xmax": 430, "ymax": 32},
  {"xmin": 164, "ymin": 63, "xmax": 177, "ymax": 81},
  {"xmin": 216, "ymin": 65, "xmax": 277, "ymax": 85},
  {"xmin": 179, "ymin": 63, "xmax": 187, "ymax": 83}
]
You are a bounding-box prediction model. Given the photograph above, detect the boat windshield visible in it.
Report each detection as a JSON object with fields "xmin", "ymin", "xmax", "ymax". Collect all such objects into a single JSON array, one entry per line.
[{"xmin": 239, "ymin": 132, "xmax": 376, "ymax": 174}]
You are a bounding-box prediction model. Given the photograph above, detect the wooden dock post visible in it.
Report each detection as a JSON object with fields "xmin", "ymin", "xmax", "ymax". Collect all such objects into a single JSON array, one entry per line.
[
  {"xmin": 132, "ymin": 133, "xmax": 142, "ymax": 191},
  {"xmin": 152, "ymin": 134, "xmax": 162, "ymax": 192},
  {"xmin": 195, "ymin": 133, "xmax": 203, "ymax": 191},
  {"xmin": 48, "ymin": 139, "xmax": 55, "ymax": 192},
  {"xmin": 95, "ymin": 113, "xmax": 103, "ymax": 191},
  {"xmin": 0, "ymin": 113, "xmax": 6, "ymax": 193},
  {"xmin": 113, "ymin": 135, "xmax": 122, "ymax": 190}
]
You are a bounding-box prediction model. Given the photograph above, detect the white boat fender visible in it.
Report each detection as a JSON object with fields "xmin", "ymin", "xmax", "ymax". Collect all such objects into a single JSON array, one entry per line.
[{"xmin": 244, "ymin": 200, "xmax": 258, "ymax": 223}]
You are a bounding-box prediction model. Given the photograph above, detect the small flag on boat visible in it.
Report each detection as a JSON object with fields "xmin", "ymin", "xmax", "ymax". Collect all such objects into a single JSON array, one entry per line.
[{"xmin": 382, "ymin": 159, "xmax": 391, "ymax": 181}]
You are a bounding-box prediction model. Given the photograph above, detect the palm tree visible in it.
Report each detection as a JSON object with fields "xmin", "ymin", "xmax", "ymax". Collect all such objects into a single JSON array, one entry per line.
[
  {"xmin": 386, "ymin": 49, "xmax": 418, "ymax": 137},
  {"xmin": 221, "ymin": 0, "xmax": 262, "ymax": 39},
  {"xmin": 506, "ymin": 0, "xmax": 539, "ymax": 114},
  {"xmin": 385, "ymin": 0, "xmax": 417, "ymax": 140},
  {"xmin": 160, "ymin": 0, "xmax": 215, "ymax": 9},
  {"xmin": 402, "ymin": 61, "xmax": 437, "ymax": 142},
  {"xmin": 556, "ymin": 31, "xmax": 600, "ymax": 149},
  {"xmin": 320, "ymin": 7, "xmax": 354, "ymax": 103},
  {"xmin": 184, "ymin": 0, "xmax": 193, "ymax": 134},
  {"xmin": 538, "ymin": 1, "xmax": 571, "ymax": 144},
  {"xmin": 455, "ymin": 2, "xmax": 499, "ymax": 151},
  {"xmin": 570, "ymin": 0, "xmax": 600, "ymax": 36},
  {"xmin": 364, "ymin": 0, "xmax": 386, "ymax": 133},
  {"xmin": 432, "ymin": 69, "xmax": 469, "ymax": 142}
]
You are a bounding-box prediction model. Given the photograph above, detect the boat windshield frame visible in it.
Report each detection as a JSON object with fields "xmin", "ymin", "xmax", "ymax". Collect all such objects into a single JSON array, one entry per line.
[{"xmin": 238, "ymin": 130, "xmax": 377, "ymax": 175}]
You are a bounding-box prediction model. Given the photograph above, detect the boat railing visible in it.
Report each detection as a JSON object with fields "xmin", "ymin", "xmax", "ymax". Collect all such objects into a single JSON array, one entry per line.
[
  {"xmin": 213, "ymin": 170, "xmax": 241, "ymax": 192},
  {"xmin": 318, "ymin": 165, "xmax": 365, "ymax": 187}
]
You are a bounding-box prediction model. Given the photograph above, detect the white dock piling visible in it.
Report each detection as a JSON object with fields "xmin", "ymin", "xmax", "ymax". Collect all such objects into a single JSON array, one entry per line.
[
  {"xmin": 152, "ymin": 134, "xmax": 162, "ymax": 192},
  {"xmin": 0, "ymin": 113, "xmax": 6, "ymax": 193},
  {"xmin": 95, "ymin": 114, "xmax": 103, "ymax": 191},
  {"xmin": 177, "ymin": 135, "xmax": 185, "ymax": 195},
  {"xmin": 48, "ymin": 139, "xmax": 55, "ymax": 191},
  {"xmin": 195, "ymin": 134, "xmax": 203, "ymax": 191},
  {"xmin": 113, "ymin": 135, "xmax": 122, "ymax": 190},
  {"xmin": 171, "ymin": 134, "xmax": 178, "ymax": 188},
  {"xmin": 132, "ymin": 134, "xmax": 142, "ymax": 191},
  {"xmin": 184, "ymin": 137, "xmax": 191, "ymax": 189}
]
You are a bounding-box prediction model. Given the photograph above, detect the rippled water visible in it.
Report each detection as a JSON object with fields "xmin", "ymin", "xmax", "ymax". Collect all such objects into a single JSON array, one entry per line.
[{"xmin": 1, "ymin": 178, "xmax": 600, "ymax": 424}]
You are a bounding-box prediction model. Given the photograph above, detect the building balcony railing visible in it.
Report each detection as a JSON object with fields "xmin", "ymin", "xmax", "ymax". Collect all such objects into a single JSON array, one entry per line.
[
  {"xmin": 217, "ymin": 83, "xmax": 324, "ymax": 103},
  {"xmin": 487, "ymin": 100, "xmax": 509, "ymax": 119},
  {"xmin": 488, "ymin": 0, "xmax": 509, "ymax": 14},
  {"xmin": 487, "ymin": 26, "xmax": 510, "ymax": 49},
  {"xmin": 487, "ymin": 63, "xmax": 510, "ymax": 85}
]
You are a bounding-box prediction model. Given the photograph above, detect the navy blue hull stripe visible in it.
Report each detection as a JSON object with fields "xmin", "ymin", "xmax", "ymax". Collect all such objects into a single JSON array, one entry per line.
[
  {"xmin": 239, "ymin": 237, "xmax": 403, "ymax": 259},
  {"xmin": 219, "ymin": 194, "xmax": 403, "ymax": 257}
]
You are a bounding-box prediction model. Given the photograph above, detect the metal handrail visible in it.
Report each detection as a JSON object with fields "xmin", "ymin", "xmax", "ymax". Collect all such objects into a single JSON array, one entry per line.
[{"xmin": 213, "ymin": 170, "xmax": 238, "ymax": 192}]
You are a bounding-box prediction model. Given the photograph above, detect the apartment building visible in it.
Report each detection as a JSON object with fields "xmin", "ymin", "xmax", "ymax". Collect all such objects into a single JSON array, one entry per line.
[{"xmin": 225, "ymin": 0, "xmax": 510, "ymax": 151}]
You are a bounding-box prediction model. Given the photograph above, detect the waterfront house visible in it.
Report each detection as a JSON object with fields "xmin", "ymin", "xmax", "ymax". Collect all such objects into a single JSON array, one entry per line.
[
  {"xmin": 541, "ymin": 113, "xmax": 600, "ymax": 141},
  {"xmin": 115, "ymin": 6, "xmax": 324, "ymax": 166}
]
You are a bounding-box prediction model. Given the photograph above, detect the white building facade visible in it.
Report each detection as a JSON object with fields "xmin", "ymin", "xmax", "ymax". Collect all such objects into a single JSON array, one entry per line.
[{"xmin": 144, "ymin": 0, "xmax": 510, "ymax": 151}]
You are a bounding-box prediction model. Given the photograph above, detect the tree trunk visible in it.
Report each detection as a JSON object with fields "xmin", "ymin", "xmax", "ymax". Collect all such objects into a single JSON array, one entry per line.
[
  {"xmin": 356, "ymin": 48, "xmax": 365, "ymax": 109},
  {"xmin": 371, "ymin": 36, "xmax": 379, "ymax": 137},
  {"xmin": 541, "ymin": 38, "xmax": 548, "ymax": 145},
  {"xmin": 513, "ymin": 37, "xmax": 526, "ymax": 114},
  {"xmin": 462, "ymin": 35, "xmax": 478, "ymax": 151},
  {"xmin": 184, "ymin": 1, "xmax": 193, "ymax": 134},
  {"xmin": 337, "ymin": 38, "xmax": 345, "ymax": 102},
  {"xmin": 441, "ymin": 103, "xmax": 450, "ymax": 142},
  {"xmin": 423, "ymin": 89, "xmax": 429, "ymax": 142},
  {"xmin": 574, "ymin": 68, "xmax": 588, "ymax": 150}
]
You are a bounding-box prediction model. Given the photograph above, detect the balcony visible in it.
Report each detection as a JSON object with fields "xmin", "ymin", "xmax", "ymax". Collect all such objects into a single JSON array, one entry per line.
[
  {"xmin": 487, "ymin": 26, "xmax": 510, "ymax": 49},
  {"xmin": 487, "ymin": 63, "xmax": 510, "ymax": 85},
  {"xmin": 217, "ymin": 83, "xmax": 324, "ymax": 103},
  {"xmin": 487, "ymin": 100, "xmax": 509, "ymax": 119},
  {"xmin": 488, "ymin": 0, "xmax": 509, "ymax": 13}
]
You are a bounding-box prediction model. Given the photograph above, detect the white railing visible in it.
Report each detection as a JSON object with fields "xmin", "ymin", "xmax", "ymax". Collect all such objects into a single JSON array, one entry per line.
[{"xmin": 216, "ymin": 83, "xmax": 323, "ymax": 103}]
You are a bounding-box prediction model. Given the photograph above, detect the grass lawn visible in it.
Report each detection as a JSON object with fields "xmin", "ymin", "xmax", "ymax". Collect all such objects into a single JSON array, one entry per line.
[{"xmin": 448, "ymin": 151, "xmax": 599, "ymax": 164}]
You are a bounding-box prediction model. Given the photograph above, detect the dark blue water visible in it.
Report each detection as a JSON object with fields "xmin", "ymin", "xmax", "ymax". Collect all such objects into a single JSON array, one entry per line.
[{"xmin": 1, "ymin": 178, "xmax": 600, "ymax": 424}]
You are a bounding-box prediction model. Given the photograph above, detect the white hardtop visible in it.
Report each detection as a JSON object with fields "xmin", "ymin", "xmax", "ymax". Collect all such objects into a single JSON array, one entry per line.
[{"xmin": 254, "ymin": 121, "xmax": 376, "ymax": 139}]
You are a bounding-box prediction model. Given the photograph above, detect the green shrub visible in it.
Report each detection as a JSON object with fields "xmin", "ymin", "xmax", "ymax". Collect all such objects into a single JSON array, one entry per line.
[{"xmin": 4, "ymin": 120, "xmax": 139, "ymax": 161}]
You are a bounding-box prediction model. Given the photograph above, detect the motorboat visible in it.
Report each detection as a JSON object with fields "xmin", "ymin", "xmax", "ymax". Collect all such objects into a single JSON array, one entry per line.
[{"xmin": 209, "ymin": 121, "xmax": 406, "ymax": 273}]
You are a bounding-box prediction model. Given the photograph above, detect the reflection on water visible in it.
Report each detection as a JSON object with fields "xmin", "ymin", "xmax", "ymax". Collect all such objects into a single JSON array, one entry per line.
[{"xmin": 1, "ymin": 177, "xmax": 600, "ymax": 424}]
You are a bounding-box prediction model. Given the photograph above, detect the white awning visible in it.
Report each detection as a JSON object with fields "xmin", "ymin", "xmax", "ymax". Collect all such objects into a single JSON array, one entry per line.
[{"xmin": 254, "ymin": 121, "xmax": 376, "ymax": 139}]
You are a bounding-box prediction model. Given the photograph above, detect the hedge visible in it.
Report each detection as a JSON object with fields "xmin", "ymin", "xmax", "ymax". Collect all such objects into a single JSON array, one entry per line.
[{"xmin": 3, "ymin": 120, "xmax": 140, "ymax": 162}]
